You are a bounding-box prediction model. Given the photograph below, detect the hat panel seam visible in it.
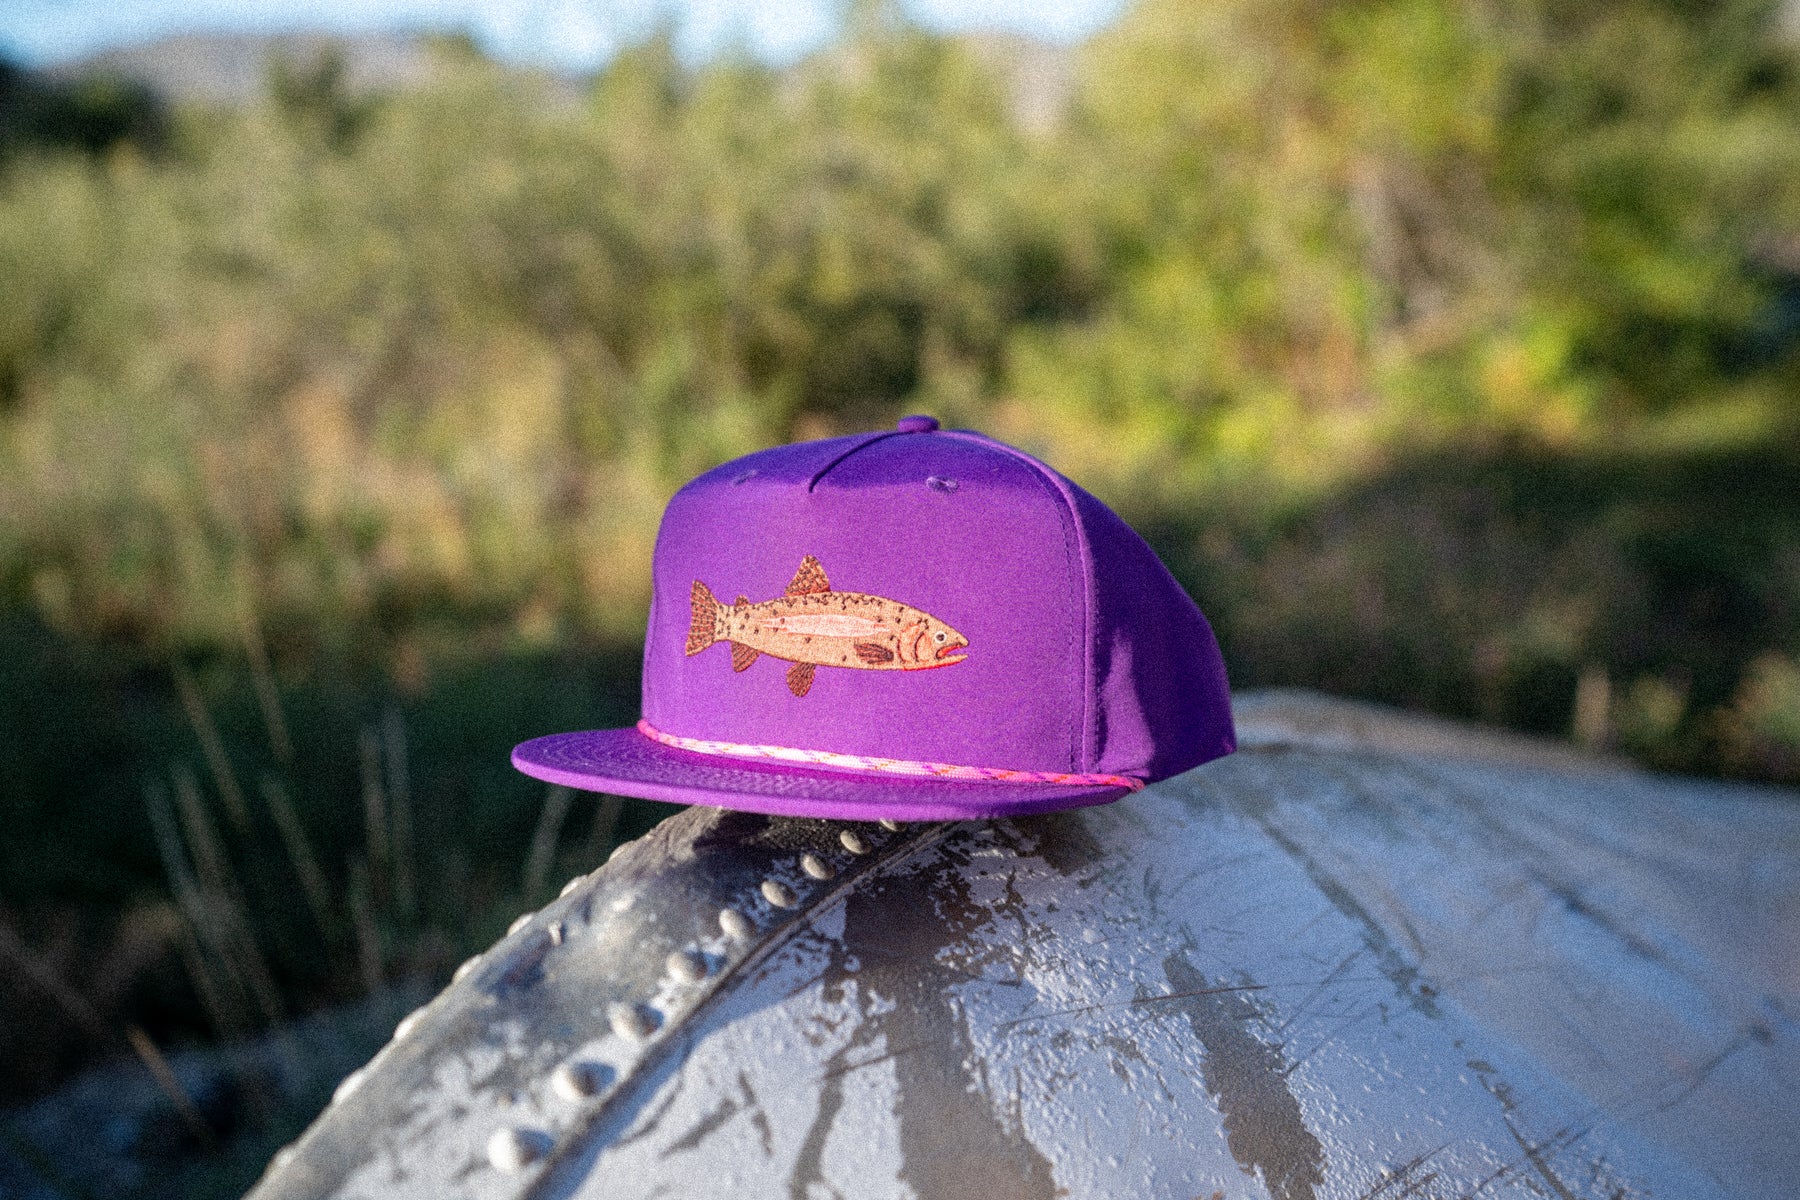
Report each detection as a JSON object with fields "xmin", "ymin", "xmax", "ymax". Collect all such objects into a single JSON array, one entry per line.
[
  {"xmin": 939, "ymin": 431, "xmax": 1091, "ymax": 773},
  {"xmin": 804, "ymin": 430, "xmax": 908, "ymax": 492}
]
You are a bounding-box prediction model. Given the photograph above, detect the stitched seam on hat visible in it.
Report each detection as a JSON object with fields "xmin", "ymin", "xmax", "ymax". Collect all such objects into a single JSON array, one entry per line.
[
  {"xmin": 805, "ymin": 431, "xmax": 908, "ymax": 493},
  {"xmin": 940, "ymin": 431, "xmax": 1093, "ymax": 773}
]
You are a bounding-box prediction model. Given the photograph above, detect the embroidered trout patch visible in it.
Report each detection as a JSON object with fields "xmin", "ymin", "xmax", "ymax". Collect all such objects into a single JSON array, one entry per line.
[{"xmin": 686, "ymin": 555, "xmax": 969, "ymax": 697}]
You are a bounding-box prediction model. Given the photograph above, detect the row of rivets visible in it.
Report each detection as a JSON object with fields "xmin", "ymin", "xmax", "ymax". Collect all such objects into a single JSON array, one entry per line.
[{"xmin": 307, "ymin": 821, "xmax": 915, "ymax": 1178}]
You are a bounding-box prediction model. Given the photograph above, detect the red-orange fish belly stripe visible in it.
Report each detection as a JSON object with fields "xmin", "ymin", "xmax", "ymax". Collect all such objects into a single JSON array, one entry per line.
[{"xmin": 636, "ymin": 720, "xmax": 1145, "ymax": 792}]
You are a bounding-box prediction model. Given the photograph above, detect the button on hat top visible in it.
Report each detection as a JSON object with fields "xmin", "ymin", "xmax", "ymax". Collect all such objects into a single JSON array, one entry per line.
[{"xmin": 511, "ymin": 418, "xmax": 1234, "ymax": 822}]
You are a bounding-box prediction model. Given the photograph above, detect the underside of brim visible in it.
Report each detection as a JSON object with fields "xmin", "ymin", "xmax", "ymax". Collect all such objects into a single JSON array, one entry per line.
[{"xmin": 510, "ymin": 727, "xmax": 1131, "ymax": 822}]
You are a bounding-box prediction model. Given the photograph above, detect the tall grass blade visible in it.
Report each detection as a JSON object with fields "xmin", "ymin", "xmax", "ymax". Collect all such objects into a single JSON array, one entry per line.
[
  {"xmin": 171, "ymin": 659, "xmax": 250, "ymax": 831},
  {"xmin": 523, "ymin": 784, "xmax": 574, "ymax": 901},
  {"xmin": 383, "ymin": 708, "xmax": 416, "ymax": 919},
  {"xmin": 347, "ymin": 858, "xmax": 383, "ymax": 994},
  {"xmin": 239, "ymin": 590, "xmax": 293, "ymax": 764},
  {"xmin": 144, "ymin": 783, "xmax": 249, "ymax": 1038},
  {"xmin": 583, "ymin": 792, "xmax": 624, "ymax": 864},
  {"xmin": 169, "ymin": 767, "xmax": 285, "ymax": 1028},
  {"xmin": 258, "ymin": 773, "xmax": 334, "ymax": 944},
  {"xmin": 358, "ymin": 727, "xmax": 389, "ymax": 885},
  {"xmin": 170, "ymin": 765, "xmax": 239, "ymax": 902}
]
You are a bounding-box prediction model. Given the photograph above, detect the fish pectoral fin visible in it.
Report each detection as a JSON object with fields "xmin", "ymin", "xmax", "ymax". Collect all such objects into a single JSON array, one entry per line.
[
  {"xmin": 786, "ymin": 660, "xmax": 816, "ymax": 698},
  {"xmin": 785, "ymin": 555, "xmax": 831, "ymax": 596},
  {"xmin": 853, "ymin": 642, "xmax": 894, "ymax": 664},
  {"xmin": 730, "ymin": 642, "xmax": 760, "ymax": 673}
]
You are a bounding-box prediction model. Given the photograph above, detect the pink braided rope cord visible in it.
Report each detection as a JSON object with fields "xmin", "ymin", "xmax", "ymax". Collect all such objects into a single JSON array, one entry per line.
[{"xmin": 637, "ymin": 719, "xmax": 1145, "ymax": 792}]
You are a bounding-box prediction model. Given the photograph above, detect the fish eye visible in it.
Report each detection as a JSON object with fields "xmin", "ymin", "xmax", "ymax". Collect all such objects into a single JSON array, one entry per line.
[{"xmin": 934, "ymin": 631, "xmax": 946, "ymax": 642}]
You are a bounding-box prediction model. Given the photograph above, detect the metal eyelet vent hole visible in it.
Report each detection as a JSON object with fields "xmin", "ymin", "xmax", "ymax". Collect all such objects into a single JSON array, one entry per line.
[
  {"xmin": 719, "ymin": 907, "xmax": 752, "ymax": 938},
  {"xmin": 840, "ymin": 830, "xmax": 870, "ymax": 855},
  {"xmin": 879, "ymin": 818, "xmax": 904, "ymax": 832},
  {"xmin": 761, "ymin": 879, "xmax": 798, "ymax": 908},
  {"xmin": 732, "ymin": 469, "xmax": 758, "ymax": 485},
  {"xmin": 927, "ymin": 475, "xmax": 958, "ymax": 493},
  {"xmin": 487, "ymin": 1127, "xmax": 551, "ymax": 1172},
  {"xmin": 801, "ymin": 853, "xmax": 835, "ymax": 880}
]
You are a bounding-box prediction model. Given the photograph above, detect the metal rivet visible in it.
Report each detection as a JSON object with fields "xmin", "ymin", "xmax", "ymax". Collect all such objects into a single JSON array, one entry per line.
[
  {"xmin": 719, "ymin": 907, "xmax": 752, "ymax": 938},
  {"xmin": 453, "ymin": 955, "xmax": 480, "ymax": 982},
  {"xmin": 487, "ymin": 1127, "xmax": 547, "ymax": 1172},
  {"xmin": 609, "ymin": 1002, "xmax": 658, "ymax": 1041},
  {"xmin": 559, "ymin": 874, "xmax": 584, "ymax": 898},
  {"xmin": 332, "ymin": 1067, "xmax": 366, "ymax": 1104},
  {"xmin": 761, "ymin": 879, "xmax": 797, "ymax": 908},
  {"xmin": 801, "ymin": 853, "xmax": 834, "ymax": 880},
  {"xmin": 879, "ymin": 818, "xmax": 903, "ymax": 831},
  {"xmin": 927, "ymin": 475, "xmax": 958, "ymax": 493},
  {"xmin": 839, "ymin": 829, "xmax": 871, "ymax": 855},
  {"xmin": 394, "ymin": 1009, "xmax": 425, "ymax": 1042},
  {"xmin": 667, "ymin": 948, "xmax": 708, "ymax": 983},
  {"xmin": 507, "ymin": 911, "xmax": 535, "ymax": 936},
  {"xmin": 550, "ymin": 1060, "xmax": 604, "ymax": 1101}
]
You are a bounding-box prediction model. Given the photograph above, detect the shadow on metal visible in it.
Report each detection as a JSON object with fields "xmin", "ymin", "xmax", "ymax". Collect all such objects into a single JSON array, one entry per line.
[{"xmin": 247, "ymin": 690, "xmax": 1800, "ymax": 1199}]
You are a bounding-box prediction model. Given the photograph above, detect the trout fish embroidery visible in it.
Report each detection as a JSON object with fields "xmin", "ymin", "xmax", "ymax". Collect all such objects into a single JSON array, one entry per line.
[{"xmin": 686, "ymin": 555, "xmax": 969, "ymax": 698}]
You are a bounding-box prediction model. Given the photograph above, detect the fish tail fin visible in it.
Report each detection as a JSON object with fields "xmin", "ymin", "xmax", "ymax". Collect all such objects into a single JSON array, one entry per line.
[{"xmin": 686, "ymin": 581, "xmax": 719, "ymax": 655}]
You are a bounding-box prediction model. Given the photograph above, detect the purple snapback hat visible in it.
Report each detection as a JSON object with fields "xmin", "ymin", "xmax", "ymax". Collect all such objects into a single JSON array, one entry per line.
[{"xmin": 512, "ymin": 417, "xmax": 1234, "ymax": 821}]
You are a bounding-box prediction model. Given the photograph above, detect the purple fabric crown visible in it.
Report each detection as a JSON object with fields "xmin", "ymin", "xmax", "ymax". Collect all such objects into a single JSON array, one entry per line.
[{"xmin": 512, "ymin": 417, "xmax": 1234, "ymax": 820}]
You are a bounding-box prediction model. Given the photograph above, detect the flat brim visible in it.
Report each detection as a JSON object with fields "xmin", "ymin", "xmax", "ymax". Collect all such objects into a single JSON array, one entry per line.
[{"xmin": 511, "ymin": 727, "xmax": 1132, "ymax": 822}]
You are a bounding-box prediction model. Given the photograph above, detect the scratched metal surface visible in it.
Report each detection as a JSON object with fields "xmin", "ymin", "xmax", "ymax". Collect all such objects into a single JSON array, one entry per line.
[{"xmin": 247, "ymin": 692, "xmax": 1800, "ymax": 1200}]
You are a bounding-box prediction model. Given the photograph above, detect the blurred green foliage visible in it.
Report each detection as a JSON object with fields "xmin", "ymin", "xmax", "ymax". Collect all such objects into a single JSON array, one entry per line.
[{"xmin": 1, "ymin": 0, "xmax": 1799, "ymax": 1184}]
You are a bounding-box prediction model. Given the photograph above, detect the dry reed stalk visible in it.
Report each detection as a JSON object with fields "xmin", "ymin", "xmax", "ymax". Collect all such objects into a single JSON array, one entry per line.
[
  {"xmin": 170, "ymin": 660, "xmax": 250, "ymax": 831},
  {"xmin": 383, "ymin": 708, "xmax": 416, "ymax": 919},
  {"xmin": 522, "ymin": 785, "xmax": 574, "ymax": 901},
  {"xmin": 0, "ymin": 920, "xmax": 214, "ymax": 1145},
  {"xmin": 238, "ymin": 591, "xmax": 293, "ymax": 764},
  {"xmin": 258, "ymin": 773, "xmax": 334, "ymax": 941},
  {"xmin": 347, "ymin": 859, "xmax": 383, "ymax": 994}
]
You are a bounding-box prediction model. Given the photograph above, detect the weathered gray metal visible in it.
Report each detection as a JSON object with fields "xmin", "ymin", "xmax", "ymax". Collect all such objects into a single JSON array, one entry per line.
[{"xmin": 246, "ymin": 691, "xmax": 1800, "ymax": 1199}]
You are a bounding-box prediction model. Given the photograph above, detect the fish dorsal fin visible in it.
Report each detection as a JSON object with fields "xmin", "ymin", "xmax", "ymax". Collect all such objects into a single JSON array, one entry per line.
[
  {"xmin": 785, "ymin": 555, "xmax": 831, "ymax": 596},
  {"xmin": 735, "ymin": 595, "xmax": 751, "ymax": 607}
]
